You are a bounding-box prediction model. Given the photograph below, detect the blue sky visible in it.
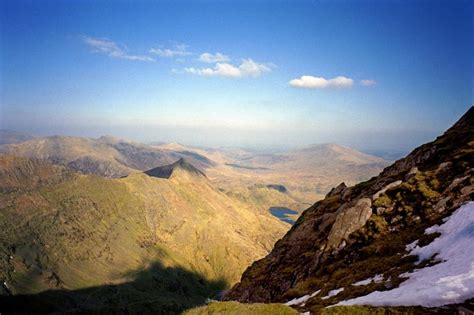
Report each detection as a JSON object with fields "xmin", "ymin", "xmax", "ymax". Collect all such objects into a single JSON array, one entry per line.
[{"xmin": 0, "ymin": 0, "xmax": 472, "ymax": 151}]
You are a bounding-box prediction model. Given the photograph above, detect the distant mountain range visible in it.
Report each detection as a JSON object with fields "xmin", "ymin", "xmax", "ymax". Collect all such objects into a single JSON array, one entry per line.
[
  {"xmin": 0, "ymin": 133, "xmax": 389, "ymax": 207},
  {"xmin": 0, "ymin": 130, "xmax": 35, "ymax": 145},
  {"xmin": 154, "ymin": 142, "xmax": 389, "ymax": 206}
]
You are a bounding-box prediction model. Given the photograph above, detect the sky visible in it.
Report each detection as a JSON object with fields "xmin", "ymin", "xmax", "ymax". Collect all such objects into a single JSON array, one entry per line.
[{"xmin": 0, "ymin": 0, "xmax": 472, "ymax": 152}]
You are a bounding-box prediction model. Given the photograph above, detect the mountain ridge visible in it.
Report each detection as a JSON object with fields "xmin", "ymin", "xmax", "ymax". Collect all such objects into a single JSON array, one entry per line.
[
  {"xmin": 0, "ymin": 134, "xmax": 388, "ymax": 206},
  {"xmin": 0, "ymin": 135, "xmax": 215, "ymax": 178},
  {"xmin": 223, "ymin": 106, "xmax": 474, "ymax": 313}
]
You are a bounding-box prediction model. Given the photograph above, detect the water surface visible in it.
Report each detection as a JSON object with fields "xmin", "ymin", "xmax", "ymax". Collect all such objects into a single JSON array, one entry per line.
[{"xmin": 269, "ymin": 207, "xmax": 298, "ymax": 225}]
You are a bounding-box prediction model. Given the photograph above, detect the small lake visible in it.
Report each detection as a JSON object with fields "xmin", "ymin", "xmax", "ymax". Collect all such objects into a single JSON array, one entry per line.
[{"xmin": 269, "ymin": 207, "xmax": 299, "ymax": 225}]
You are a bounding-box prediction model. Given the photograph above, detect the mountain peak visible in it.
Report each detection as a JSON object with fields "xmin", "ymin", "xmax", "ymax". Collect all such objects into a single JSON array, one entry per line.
[
  {"xmin": 97, "ymin": 135, "xmax": 135, "ymax": 145},
  {"xmin": 292, "ymin": 142, "xmax": 385, "ymax": 165},
  {"xmin": 144, "ymin": 158, "xmax": 206, "ymax": 179}
]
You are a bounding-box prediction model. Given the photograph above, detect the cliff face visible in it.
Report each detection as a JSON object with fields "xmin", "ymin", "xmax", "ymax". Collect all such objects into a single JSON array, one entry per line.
[{"xmin": 224, "ymin": 107, "xmax": 474, "ymax": 311}]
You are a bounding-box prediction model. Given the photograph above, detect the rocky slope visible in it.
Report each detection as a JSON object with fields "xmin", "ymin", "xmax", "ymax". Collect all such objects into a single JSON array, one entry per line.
[
  {"xmin": 0, "ymin": 157, "xmax": 287, "ymax": 313},
  {"xmin": 224, "ymin": 106, "xmax": 474, "ymax": 313}
]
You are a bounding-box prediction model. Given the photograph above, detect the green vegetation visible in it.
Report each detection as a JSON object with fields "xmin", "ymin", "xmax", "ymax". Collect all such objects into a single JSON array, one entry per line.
[
  {"xmin": 320, "ymin": 305, "xmax": 452, "ymax": 315},
  {"xmin": 0, "ymin": 156, "xmax": 288, "ymax": 313},
  {"xmin": 224, "ymin": 183, "xmax": 304, "ymax": 215},
  {"xmin": 183, "ymin": 301, "xmax": 298, "ymax": 315},
  {"xmin": 373, "ymin": 194, "xmax": 392, "ymax": 208},
  {"xmin": 183, "ymin": 302, "xmax": 451, "ymax": 315}
]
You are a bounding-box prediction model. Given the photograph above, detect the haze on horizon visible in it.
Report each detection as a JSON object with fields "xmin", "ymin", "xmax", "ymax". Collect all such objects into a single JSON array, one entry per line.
[{"xmin": 0, "ymin": 0, "xmax": 472, "ymax": 152}]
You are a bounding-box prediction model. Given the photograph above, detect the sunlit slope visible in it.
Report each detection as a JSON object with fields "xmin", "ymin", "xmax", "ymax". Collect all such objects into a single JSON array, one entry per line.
[
  {"xmin": 0, "ymin": 165, "xmax": 158, "ymax": 294},
  {"xmin": 1, "ymin": 135, "xmax": 386, "ymax": 210},
  {"xmin": 0, "ymin": 135, "xmax": 215, "ymax": 177},
  {"xmin": 156, "ymin": 142, "xmax": 388, "ymax": 205},
  {"xmin": 122, "ymin": 159, "xmax": 288, "ymax": 282},
  {"xmin": 0, "ymin": 157, "xmax": 287, "ymax": 304}
]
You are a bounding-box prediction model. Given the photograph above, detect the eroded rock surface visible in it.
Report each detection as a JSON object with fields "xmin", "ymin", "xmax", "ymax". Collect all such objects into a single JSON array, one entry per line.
[{"xmin": 327, "ymin": 198, "xmax": 372, "ymax": 249}]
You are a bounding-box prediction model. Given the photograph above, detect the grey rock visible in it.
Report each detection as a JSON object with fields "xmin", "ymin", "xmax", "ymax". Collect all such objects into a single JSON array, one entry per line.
[
  {"xmin": 372, "ymin": 180, "xmax": 403, "ymax": 200},
  {"xmin": 327, "ymin": 198, "xmax": 372, "ymax": 249}
]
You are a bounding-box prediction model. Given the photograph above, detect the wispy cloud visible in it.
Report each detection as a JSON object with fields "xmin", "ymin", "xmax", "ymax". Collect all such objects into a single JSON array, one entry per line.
[
  {"xmin": 360, "ymin": 79, "xmax": 376, "ymax": 87},
  {"xmin": 82, "ymin": 36, "xmax": 154, "ymax": 62},
  {"xmin": 289, "ymin": 75, "xmax": 354, "ymax": 89},
  {"xmin": 199, "ymin": 52, "xmax": 230, "ymax": 63},
  {"xmin": 149, "ymin": 44, "xmax": 192, "ymax": 58},
  {"xmin": 184, "ymin": 59, "xmax": 273, "ymax": 78}
]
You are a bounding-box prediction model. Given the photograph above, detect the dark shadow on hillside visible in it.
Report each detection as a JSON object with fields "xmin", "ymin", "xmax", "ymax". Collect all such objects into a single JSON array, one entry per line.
[
  {"xmin": 0, "ymin": 261, "xmax": 227, "ymax": 315},
  {"xmin": 144, "ymin": 158, "xmax": 206, "ymax": 179}
]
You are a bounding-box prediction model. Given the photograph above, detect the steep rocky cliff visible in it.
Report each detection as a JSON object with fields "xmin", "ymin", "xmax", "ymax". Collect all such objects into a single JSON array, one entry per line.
[{"xmin": 224, "ymin": 106, "xmax": 474, "ymax": 313}]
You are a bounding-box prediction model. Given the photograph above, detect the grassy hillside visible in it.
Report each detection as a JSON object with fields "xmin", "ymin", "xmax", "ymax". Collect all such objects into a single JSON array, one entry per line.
[
  {"xmin": 183, "ymin": 302, "xmax": 449, "ymax": 315},
  {"xmin": 0, "ymin": 156, "xmax": 287, "ymax": 313},
  {"xmin": 184, "ymin": 301, "xmax": 298, "ymax": 315}
]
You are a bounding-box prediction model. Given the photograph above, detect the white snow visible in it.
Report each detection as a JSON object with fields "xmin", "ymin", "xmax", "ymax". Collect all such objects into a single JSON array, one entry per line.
[
  {"xmin": 321, "ymin": 287, "xmax": 344, "ymax": 299},
  {"xmin": 284, "ymin": 289, "xmax": 321, "ymax": 306},
  {"xmin": 336, "ymin": 201, "xmax": 474, "ymax": 307},
  {"xmin": 405, "ymin": 240, "xmax": 419, "ymax": 252},
  {"xmin": 352, "ymin": 274, "xmax": 384, "ymax": 286}
]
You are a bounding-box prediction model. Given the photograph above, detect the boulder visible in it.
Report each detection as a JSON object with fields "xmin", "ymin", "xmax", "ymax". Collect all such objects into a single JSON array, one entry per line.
[
  {"xmin": 327, "ymin": 198, "xmax": 372, "ymax": 249},
  {"xmin": 372, "ymin": 180, "xmax": 402, "ymax": 200},
  {"xmin": 326, "ymin": 182, "xmax": 347, "ymax": 198}
]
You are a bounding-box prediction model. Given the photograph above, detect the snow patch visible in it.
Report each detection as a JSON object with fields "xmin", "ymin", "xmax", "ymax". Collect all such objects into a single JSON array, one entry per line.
[
  {"xmin": 336, "ymin": 201, "xmax": 474, "ymax": 307},
  {"xmin": 405, "ymin": 240, "xmax": 419, "ymax": 252},
  {"xmin": 284, "ymin": 289, "xmax": 321, "ymax": 306},
  {"xmin": 321, "ymin": 288, "xmax": 344, "ymax": 299},
  {"xmin": 353, "ymin": 274, "xmax": 384, "ymax": 286}
]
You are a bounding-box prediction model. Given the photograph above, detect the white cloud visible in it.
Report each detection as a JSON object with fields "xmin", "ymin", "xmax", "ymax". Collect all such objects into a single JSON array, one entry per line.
[
  {"xmin": 360, "ymin": 79, "xmax": 377, "ymax": 86},
  {"xmin": 184, "ymin": 58, "xmax": 273, "ymax": 78},
  {"xmin": 82, "ymin": 36, "xmax": 154, "ymax": 62},
  {"xmin": 149, "ymin": 44, "xmax": 191, "ymax": 58},
  {"xmin": 199, "ymin": 52, "xmax": 230, "ymax": 63},
  {"xmin": 185, "ymin": 63, "xmax": 240, "ymax": 77},
  {"xmin": 289, "ymin": 75, "xmax": 354, "ymax": 89},
  {"xmin": 240, "ymin": 58, "xmax": 273, "ymax": 77}
]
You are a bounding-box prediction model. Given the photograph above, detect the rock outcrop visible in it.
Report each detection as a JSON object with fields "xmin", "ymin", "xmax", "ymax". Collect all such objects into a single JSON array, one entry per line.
[
  {"xmin": 224, "ymin": 106, "xmax": 474, "ymax": 313},
  {"xmin": 326, "ymin": 198, "xmax": 372, "ymax": 249}
]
